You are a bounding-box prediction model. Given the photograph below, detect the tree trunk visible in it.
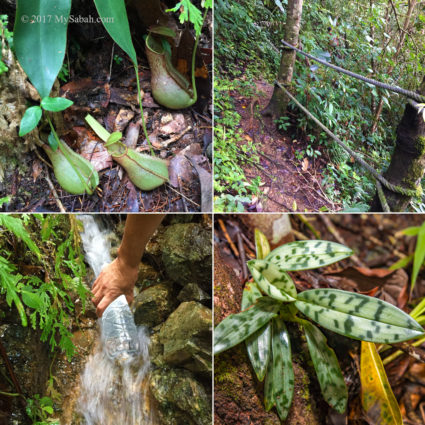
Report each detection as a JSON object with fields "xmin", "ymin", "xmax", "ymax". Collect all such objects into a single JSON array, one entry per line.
[
  {"xmin": 261, "ymin": 0, "xmax": 304, "ymax": 119},
  {"xmin": 370, "ymin": 77, "xmax": 425, "ymax": 211},
  {"xmin": 371, "ymin": 0, "xmax": 417, "ymax": 133}
]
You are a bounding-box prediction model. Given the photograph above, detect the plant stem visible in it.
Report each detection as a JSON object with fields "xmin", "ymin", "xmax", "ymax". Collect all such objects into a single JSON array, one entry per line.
[
  {"xmin": 410, "ymin": 296, "xmax": 425, "ymax": 319},
  {"xmin": 134, "ymin": 65, "xmax": 154, "ymax": 156},
  {"xmin": 0, "ymin": 390, "xmax": 21, "ymax": 397},
  {"xmin": 47, "ymin": 116, "xmax": 93, "ymax": 194},
  {"xmin": 190, "ymin": 7, "xmax": 209, "ymax": 105},
  {"xmin": 382, "ymin": 335, "xmax": 425, "ymax": 365}
]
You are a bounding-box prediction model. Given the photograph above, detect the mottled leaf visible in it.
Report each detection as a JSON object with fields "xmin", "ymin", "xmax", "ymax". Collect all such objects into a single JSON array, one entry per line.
[
  {"xmin": 242, "ymin": 281, "xmax": 271, "ymax": 381},
  {"xmin": 265, "ymin": 240, "xmax": 353, "ymax": 271},
  {"xmin": 360, "ymin": 341, "xmax": 402, "ymax": 425},
  {"xmin": 295, "ymin": 289, "xmax": 424, "ymax": 343},
  {"xmin": 248, "ymin": 260, "xmax": 297, "ymax": 301},
  {"xmin": 255, "ymin": 228, "xmax": 271, "ymax": 260},
  {"xmin": 303, "ymin": 321, "xmax": 347, "ymax": 413},
  {"xmin": 214, "ymin": 297, "xmax": 281, "ymax": 355},
  {"xmin": 268, "ymin": 318, "xmax": 294, "ymax": 421}
]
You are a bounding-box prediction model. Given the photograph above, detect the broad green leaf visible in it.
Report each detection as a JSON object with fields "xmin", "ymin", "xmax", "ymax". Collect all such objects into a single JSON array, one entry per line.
[
  {"xmin": 303, "ymin": 321, "xmax": 347, "ymax": 413},
  {"xmin": 389, "ymin": 254, "xmax": 413, "ymax": 271},
  {"xmin": 360, "ymin": 341, "xmax": 402, "ymax": 425},
  {"xmin": 214, "ymin": 297, "xmax": 281, "ymax": 355},
  {"xmin": 93, "ymin": 0, "xmax": 137, "ymax": 65},
  {"xmin": 19, "ymin": 106, "xmax": 42, "ymax": 137},
  {"xmin": 248, "ymin": 259, "xmax": 297, "ymax": 300},
  {"xmin": 295, "ymin": 289, "xmax": 424, "ymax": 343},
  {"xmin": 14, "ymin": 0, "xmax": 71, "ymax": 98},
  {"xmin": 21, "ymin": 290, "xmax": 42, "ymax": 309},
  {"xmin": 242, "ymin": 282, "xmax": 271, "ymax": 381},
  {"xmin": 255, "ymin": 228, "xmax": 271, "ymax": 259},
  {"xmin": 265, "ymin": 240, "xmax": 353, "ymax": 271},
  {"xmin": 41, "ymin": 97, "xmax": 73, "ymax": 112},
  {"xmin": 268, "ymin": 318, "xmax": 294, "ymax": 421},
  {"xmin": 411, "ymin": 221, "xmax": 425, "ymax": 291}
]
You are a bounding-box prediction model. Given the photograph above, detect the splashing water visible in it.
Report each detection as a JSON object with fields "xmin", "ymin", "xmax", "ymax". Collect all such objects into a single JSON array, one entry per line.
[{"xmin": 77, "ymin": 215, "xmax": 157, "ymax": 425}]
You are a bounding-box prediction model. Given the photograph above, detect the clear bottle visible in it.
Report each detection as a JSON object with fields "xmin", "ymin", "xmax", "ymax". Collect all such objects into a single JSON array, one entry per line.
[{"xmin": 101, "ymin": 295, "xmax": 139, "ymax": 363}]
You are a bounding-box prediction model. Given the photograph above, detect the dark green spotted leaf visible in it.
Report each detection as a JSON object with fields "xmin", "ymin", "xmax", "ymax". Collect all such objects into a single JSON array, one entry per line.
[
  {"xmin": 248, "ymin": 260, "xmax": 297, "ymax": 301},
  {"xmin": 255, "ymin": 228, "xmax": 271, "ymax": 260},
  {"xmin": 303, "ymin": 321, "xmax": 347, "ymax": 413},
  {"xmin": 242, "ymin": 282, "xmax": 271, "ymax": 382},
  {"xmin": 265, "ymin": 240, "xmax": 353, "ymax": 271},
  {"xmin": 267, "ymin": 318, "xmax": 294, "ymax": 421},
  {"xmin": 264, "ymin": 348, "xmax": 275, "ymax": 411},
  {"xmin": 295, "ymin": 289, "xmax": 424, "ymax": 343},
  {"xmin": 214, "ymin": 297, "xmax": 281, "ymax": 355}
]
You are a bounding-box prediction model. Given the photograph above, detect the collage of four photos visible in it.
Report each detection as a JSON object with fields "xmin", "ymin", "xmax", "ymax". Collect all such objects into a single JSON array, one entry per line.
[{"xmin": 0, "ymin": 0, "xmax": 425, "ymax": 424}]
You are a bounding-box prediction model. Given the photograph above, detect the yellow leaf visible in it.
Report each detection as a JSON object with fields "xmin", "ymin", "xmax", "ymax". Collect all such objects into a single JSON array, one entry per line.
[
  {"xmin": 360, "ymin": 341, "xmax": 403, "ymax": 425},
  {"xmin": 254, "ymin": 228, "xmax": 270, "ymax": 259}
]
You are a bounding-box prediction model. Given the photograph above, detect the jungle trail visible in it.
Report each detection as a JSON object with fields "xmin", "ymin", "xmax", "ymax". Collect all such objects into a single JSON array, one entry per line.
[{"xmin": 271, "ymin": 39, "xmax": 425, "ymax": 213}]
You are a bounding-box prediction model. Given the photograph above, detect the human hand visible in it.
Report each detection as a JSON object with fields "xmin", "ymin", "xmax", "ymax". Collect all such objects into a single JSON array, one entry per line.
[{"xmin": 91, "ymin": 257, "xmax": 138, "ymax": 317}]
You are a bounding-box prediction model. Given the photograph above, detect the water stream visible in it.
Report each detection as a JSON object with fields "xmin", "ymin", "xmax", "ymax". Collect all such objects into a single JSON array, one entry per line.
[{"xmin": 77, "ymin": 215, "xmax": 157, "ymax": 425}]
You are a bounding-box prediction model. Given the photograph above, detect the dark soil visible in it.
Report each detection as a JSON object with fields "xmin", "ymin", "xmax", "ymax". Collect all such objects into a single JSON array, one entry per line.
[
  {"xmin": 0, "ymin": 7, "xmax": 212, "ymax": 212},
  {"xmin": 230, "ymin": 80, "xmax": 339, "ymax": 212}
]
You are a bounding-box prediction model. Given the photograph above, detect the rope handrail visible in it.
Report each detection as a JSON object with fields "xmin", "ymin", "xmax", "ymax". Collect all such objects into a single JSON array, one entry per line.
[
  {"xmin": 275, "ymin": 80, "xmax": 422, "ymax": 199},
  {"xmin": 281, "ymin": 40, "xmax": 425, "ymax": 103}
]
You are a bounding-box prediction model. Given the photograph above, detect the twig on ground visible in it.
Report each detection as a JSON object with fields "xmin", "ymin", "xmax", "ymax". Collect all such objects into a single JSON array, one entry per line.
[{"xmin": 44, "ymin": 175, "xmax": 66, "ymax": 212}]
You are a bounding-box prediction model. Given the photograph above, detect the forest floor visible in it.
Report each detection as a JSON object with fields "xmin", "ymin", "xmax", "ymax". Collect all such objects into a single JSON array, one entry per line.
[
  {"xmin": 229, "ymin": 79, "xmax": 341, "ymax": 212},
  {"xmin": 215, "ymin": 213, "xmax": 425, "ymax": 424},
  {"xmin": 1, "ymin": 10, "xmax": 212, "ymax": 213}
]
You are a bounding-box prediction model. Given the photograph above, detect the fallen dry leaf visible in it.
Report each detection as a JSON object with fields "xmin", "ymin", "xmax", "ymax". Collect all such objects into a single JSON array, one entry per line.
[{"xmin": 32, "ymin": 160, "xmax": 43, "ymax": 182}]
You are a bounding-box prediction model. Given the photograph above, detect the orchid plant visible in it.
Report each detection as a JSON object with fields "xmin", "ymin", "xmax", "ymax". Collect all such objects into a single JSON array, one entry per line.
[{"xmin": 214, "ymin": 230, "xmax": 424, "ymax": 421}]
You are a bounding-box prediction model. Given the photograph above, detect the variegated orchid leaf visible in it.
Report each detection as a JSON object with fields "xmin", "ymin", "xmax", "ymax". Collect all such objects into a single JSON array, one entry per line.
[
  {"xmin": 248, "ymin": 260, "xmax": 296, "ymax": 302},
  {"xmin": 242, "ymin": 281, "xmax": 271, "ymax": 382},
  {"xmin": 269, "ymin": 317, "xmax": 294, "ymax": 421},
  {"xmin": 265, "ymin": 240, "xmax": 353, "ymax": 271},
  {"xmin": 255, "ymin": 228, "xmax": 271, "ymax": 259},
  {"xmin": 295, "ymin": 289, "xmax": 424, "ymax": 343},
  {"xmin": 214, "ymin": 297, "xmax": 281, "ymax": 355},
  {"xmin": 303, "ymin": 321, "xmax": 347, "ymax": 413},
  {"xmin": 264, "ymin": 348, "xmax": 275, "ymax": 411}
]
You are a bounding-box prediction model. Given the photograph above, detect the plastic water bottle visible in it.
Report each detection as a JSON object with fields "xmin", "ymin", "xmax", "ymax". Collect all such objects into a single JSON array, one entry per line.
[{"xmin": 101, "ymin": 295, "xmax": 139, "ymax": 363}]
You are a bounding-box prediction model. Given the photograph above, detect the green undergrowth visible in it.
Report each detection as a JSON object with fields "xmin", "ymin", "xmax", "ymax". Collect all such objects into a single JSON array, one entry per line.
[
  {"xmin": 214, "ymin": 78, "xmax": 263, "ymax": 211},
  {"xmin": 0, "ymin": 213, "xmax": 89, "ymax": 360}
]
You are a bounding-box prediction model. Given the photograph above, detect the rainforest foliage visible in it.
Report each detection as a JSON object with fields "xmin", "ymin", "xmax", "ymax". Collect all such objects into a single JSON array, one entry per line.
[
  {"xmin": 214, "ymin": 0, "xmax": 425, "ymax": 210},
  {"xmin": 0, "ymin": 213, "xmax": 89, "ymax": 360}
]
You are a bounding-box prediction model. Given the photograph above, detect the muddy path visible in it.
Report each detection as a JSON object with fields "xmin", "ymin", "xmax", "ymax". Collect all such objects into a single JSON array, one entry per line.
[{"xmin": 229, "ymin": 80, "xmax": 340, "ymax": 212}]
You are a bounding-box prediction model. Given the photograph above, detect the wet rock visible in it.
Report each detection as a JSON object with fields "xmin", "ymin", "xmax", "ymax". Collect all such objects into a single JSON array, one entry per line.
[
  {"xmin": 160, "ymin": 223, "xmax": 212, "ymax": 291},
  {"xmin": 177, "ymin": 283, "xmax": 211, "ymax": 305},
  {"xmin": 136, "ymin": 262, "xmax": 161, "ymax": 289},
  {"xmin": 149, "ymin": 368, "xmax": 211, "ymax": 425},
  {"xmin": 159, "ymin": 301, "xmax": 211, "ymax": 374},
  {"xmin": 133, "ymin": 283, "xmax": 176, "ymax": 328}
]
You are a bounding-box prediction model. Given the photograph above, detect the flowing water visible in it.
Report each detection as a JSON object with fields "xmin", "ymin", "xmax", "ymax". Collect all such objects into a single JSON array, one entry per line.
[{"xmin": 77, "ymin": 215, "xmax": 157, "ymax": 425}]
